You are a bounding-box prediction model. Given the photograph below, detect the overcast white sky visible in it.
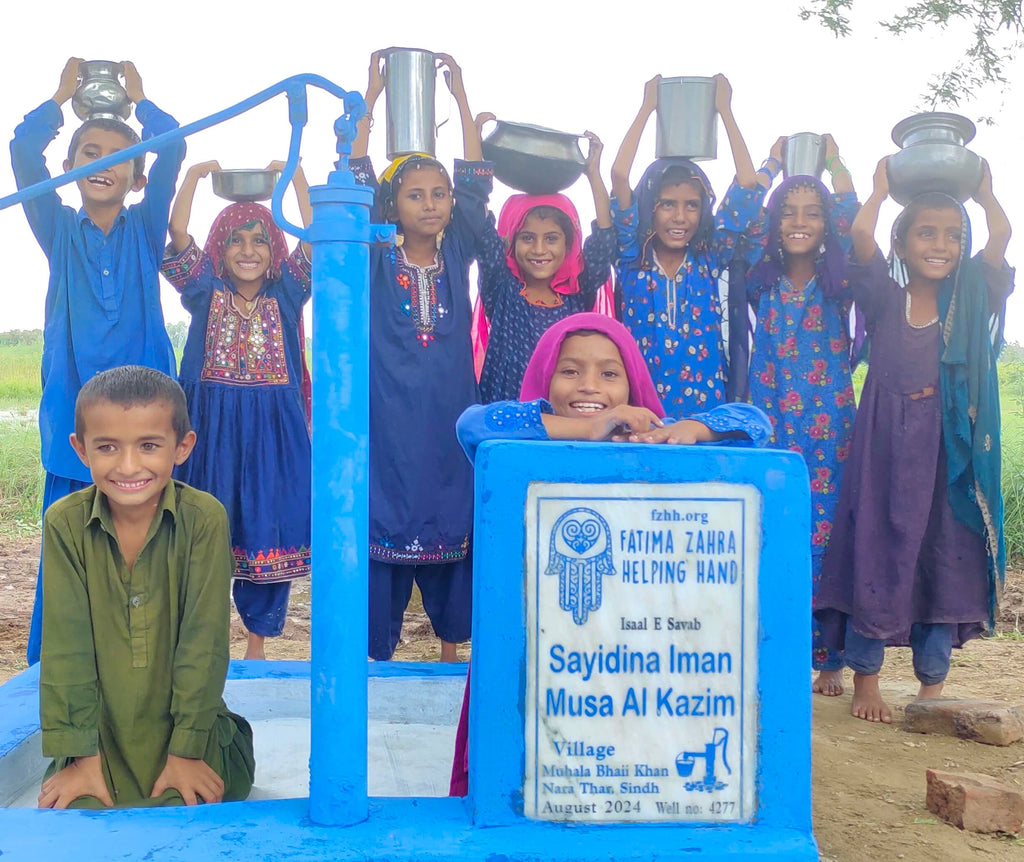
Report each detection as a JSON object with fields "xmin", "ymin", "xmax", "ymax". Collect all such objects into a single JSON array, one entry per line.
[{"xmin": 2, "ymin": 0, "xmax": 1022, "ymax": 338}]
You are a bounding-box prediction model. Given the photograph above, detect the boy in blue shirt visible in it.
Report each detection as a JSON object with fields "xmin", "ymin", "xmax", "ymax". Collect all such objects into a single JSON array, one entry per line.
[{"xmin": 11, "ymin": 57, "xmax": 186, "ymax": 663}]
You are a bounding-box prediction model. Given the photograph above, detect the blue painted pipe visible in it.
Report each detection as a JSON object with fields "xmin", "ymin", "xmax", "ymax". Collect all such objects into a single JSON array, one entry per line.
[
  {"xmin": 306, "ymin": 139, "xmax": 393, "ymax": 827},
  {"xmin": 0, "ymin": 73, "xmax": 365, "ymax": 213},
  {"xmin": 1, "ymin": 74, "xmax": 394, "ymax": 827}
]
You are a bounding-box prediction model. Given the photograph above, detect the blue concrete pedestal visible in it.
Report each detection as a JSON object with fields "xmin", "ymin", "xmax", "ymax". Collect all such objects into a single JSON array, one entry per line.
[{"xmin": 465, "ymin": 441, "xmax": 818, "ymax": 860}]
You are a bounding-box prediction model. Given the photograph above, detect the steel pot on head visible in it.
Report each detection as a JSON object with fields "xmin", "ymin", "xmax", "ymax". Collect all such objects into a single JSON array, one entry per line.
[
  {"xmin": 783, "ymin": 133, "xmax": 825, "ymax": 179},
  {"xmin": 211, "ymin": 170, "xmax": 281, "ymax": 203},
  {"xmin": 655, "ymin": 76, "xmax": 717, "ymax": 161},
  {"xmin": 886, "ymin": 112, "xmax": 982, "ymax": 205},
  {"xmin": 72, "ymin": 61, "xmax": 131, "ymax": 122},
  {"xmin": 382, "ymin": 47, "xmax": 440, "ymax": 159},
  {"xmin": 481, "ymin": 120, "xmax": 586, "ymax": 194}
]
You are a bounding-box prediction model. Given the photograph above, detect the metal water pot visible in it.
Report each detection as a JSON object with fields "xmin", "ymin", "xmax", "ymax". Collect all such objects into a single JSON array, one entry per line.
[
  {"xmin": 72, "ymin": 61, "xmax": 131, "ymax": 122},
  {"xmin": 886, "ymin": 112, "xmax": 982, "ymax": 205},
  {"xmin": 783, "ymin": 133, "xmax": 825, "ymax": 179},
  {"xmin": 382, "ymin": 47, "xmax": 440, "ymax": 159},
  {"xmin": 481, "ymin": 120, "xmax": 586, "ymax": 194},
  {"xmin": 212, "ymin": 170, "xmax": 280, "ymax": 203},
  {"xmin": 655, "ymin": 77, "xmax": 717, "ymax": 161}
]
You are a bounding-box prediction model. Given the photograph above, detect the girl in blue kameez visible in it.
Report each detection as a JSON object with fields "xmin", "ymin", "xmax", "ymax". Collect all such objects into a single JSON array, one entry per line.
[
  {"xmin": 734, "ymin": 134, "xmax": 860, "ymax": 697},
  {"xmin": 352, "ymin": 51, "xmax": 492, "ymax": 661},
  {"xmin": 609, "ymin": 74, "xmax": 762, "ymax": 416},
  {"xmin": 471, "ymin": 129, "xmax": 617, "ymax": 403},
  {"xmin": 162, "ymin": 159, "xmax": 313, "ymax": 661},
  {"xmin": 450, "ymin": 312, "xmax": 771, "ymax": 795}
]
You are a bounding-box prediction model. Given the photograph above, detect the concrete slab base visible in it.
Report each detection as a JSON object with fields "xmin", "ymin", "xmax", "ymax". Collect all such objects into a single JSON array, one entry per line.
[{"xmin": 0, "ymin": 661, "xmax": 816, "ymax": 861}]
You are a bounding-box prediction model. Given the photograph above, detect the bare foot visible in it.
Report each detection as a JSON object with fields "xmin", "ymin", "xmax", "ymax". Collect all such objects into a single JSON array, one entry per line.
[
  {"xmin": 916, "ymin": 681, "xmax": 945, "ymax": 700},
  {"xmin": 812, "ymin": 669, "xmax": 845, "ymax": 696},
  {"xmin": 440, "ymin": 640, "xmax": 458, "ymax": 662},
  {"xmin": 244, "ymin": 632, "xmax": 266, "ymax": 661},
  {"xmin": 850, "ymin": 673, "xmax": 891, "ymax": 723}
]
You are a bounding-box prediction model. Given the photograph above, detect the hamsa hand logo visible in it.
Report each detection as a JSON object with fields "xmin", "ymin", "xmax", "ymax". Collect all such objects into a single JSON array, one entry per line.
[{"xmin": 545, "ymin": 507, "xmax": 615, "ymax": 625}]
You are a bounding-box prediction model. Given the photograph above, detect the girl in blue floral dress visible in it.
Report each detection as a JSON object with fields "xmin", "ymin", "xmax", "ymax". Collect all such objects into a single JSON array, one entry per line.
[
  {"xmin": 471, "ymin": 131, "xmax": 617, "ymax": 403},
  {"xmin": 609, "ymin": 74, "xmax": 761, "ymax": 415},
  {"xmin": 736, "ymin": 134, "xmax": 859, "ymax": 695},
  {"xmin": 162, "ymin": 159, "xmax": 313, "ymax": 660}
]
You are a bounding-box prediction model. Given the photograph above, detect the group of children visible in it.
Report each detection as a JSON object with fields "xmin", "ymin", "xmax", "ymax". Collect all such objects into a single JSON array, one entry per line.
[{"xmin": 15, "ymin": 51, "xmax": 1011, "ymax": 808}]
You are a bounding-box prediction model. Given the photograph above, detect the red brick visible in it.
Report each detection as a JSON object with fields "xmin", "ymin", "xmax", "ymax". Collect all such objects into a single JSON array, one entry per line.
[
  {"xmin": 926, "ymin": 769, "xmax": 1024, "ymax": 833},
  {"xmin": 904, "ymin": 699, "xmax": 1024, "ymax": 746}
]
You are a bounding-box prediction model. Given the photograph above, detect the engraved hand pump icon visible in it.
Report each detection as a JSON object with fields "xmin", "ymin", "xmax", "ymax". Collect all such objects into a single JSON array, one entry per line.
[{"xmin": 675, "ymin": 728, "xmax": 730, "ymax": 792}]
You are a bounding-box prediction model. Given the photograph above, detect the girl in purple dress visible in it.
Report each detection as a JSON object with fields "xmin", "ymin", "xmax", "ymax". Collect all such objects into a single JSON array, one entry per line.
[
  {"xmin": 737, "ymin": 134, "xmax": 859, "ymax": 697},
  {"xmin": 814, "ymin": 157, "xmax": 1013, "ymax": 723}
]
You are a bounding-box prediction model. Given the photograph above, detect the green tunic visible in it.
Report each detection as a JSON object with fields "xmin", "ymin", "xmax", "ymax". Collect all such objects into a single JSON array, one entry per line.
[{"xmin": 40, "ymin": 480, "xmax": 254, "ymax": 807}]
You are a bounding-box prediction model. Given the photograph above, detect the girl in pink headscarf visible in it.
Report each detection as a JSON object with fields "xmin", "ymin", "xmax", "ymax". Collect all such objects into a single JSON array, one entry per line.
[
  {"xmin": 471, "ymin": 132, "xmax": 617, "ymax": 403},
  {"xmin": 450, "ymin": 312, "xmax": 771, "ymax": 795},
  {"xmin": 161, "ymin": 160, "xmax": 313, "ymax": 660},
  {"xmin": 458, "ymin": 313, "xmax": 771, "ymax": 459}
]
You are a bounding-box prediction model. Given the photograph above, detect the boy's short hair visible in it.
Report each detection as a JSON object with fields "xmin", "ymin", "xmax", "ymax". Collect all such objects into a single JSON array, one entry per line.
[
  {"xmin": 75, "ymin": 366, "xmax": 191, "ymax": 442},
  {"xmin": 67, "ymin": 118, "xmax": 145, "ymax": 179}
]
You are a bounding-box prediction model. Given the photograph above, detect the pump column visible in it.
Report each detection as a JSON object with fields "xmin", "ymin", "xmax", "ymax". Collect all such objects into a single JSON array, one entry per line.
[{"xmin": 307, "ymin": 136, "xmax": 393, "ymax": 825}]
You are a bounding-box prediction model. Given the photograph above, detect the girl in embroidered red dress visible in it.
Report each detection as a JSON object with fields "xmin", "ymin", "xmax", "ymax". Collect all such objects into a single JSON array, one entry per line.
[{"xmin": 161, "ymin": 160, "xmax": 313, "ymax": 660}]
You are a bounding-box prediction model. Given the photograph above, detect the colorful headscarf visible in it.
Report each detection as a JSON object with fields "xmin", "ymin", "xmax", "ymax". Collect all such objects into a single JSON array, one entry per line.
[
  {"xmin": 496, "ymin": 194, "xmax": 584, "ymax": 295},
  {"xmin": 892, "ymin": 195, "xmax": 1006, "ymax": 629},
  {"xmin": 519, "ymin": 312, "xmax": 665, "ymax": 417},
  {"xmin": 203, "ymin": 201, "xmax": 312, "ymax": 424},
  {"xmin": 745, "ymin": 175, "xmax": 848, "ymax": 300},
  {"xmin": 631, "ymin": 157, "xmax": 716, "ymax": 268},
  {"xmin": 203, "ymin": 202, "xmax": 290, "ymax": 282},
  {"xmin": 471, "ymin": 196, "xmax": 615, "ymax": 380}
]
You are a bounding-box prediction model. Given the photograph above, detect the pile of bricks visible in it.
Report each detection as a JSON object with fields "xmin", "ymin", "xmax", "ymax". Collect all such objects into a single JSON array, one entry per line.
[{"xmin": 907, "ymin": 699, "xmax": 1024, "ymax": 834}]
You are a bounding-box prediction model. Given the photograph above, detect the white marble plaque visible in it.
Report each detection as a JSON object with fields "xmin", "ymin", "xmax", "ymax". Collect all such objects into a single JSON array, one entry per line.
[{"xmin": 523, "ymin": 482, "xmax": 760, "ymax": 823}]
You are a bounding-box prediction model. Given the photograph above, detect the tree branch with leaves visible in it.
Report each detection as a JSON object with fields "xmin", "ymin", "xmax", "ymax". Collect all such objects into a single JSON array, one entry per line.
[{"xmin": 800, "ymin": 0, "xmax": 1022, "ymax": 113}]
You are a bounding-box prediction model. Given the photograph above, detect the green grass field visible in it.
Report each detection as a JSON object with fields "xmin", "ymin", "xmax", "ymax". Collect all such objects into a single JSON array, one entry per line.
[{"xmin": 2, "ymin": 331, "xmax": 1024, "ymax": 559}]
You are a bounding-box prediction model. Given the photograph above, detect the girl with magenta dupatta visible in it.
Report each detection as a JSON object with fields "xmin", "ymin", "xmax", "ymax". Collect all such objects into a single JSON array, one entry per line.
[
  {"xmin": 815, "ymin": 158, "xmax": 1013, "ymax": 724},
  {"xmin": 471, "ymin": 125, "xmax": 617, "ymax": 402},
  {"xmin": 449, "ymin": 312, "xmax": 772, "ymax": 795},
  {"xmin": 610, "ymin": 74, "xmax": 762, "ymax": 415},
  {"xmin": 351, "ymin": 50, "xmax": 492, "ymax": 662},
  {"xmin": 733, "ymin": 134, "xmax": 860, "ymax": 697},
  {"xmin": 161, "ymin": 160, "xmax": 314, "ymax": 661}
]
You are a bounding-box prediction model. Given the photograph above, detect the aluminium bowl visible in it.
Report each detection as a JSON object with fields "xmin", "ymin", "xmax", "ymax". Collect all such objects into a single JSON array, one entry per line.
[{"xmin": 212, "ymin": 169, "xmax": 281, "ymax": 203}]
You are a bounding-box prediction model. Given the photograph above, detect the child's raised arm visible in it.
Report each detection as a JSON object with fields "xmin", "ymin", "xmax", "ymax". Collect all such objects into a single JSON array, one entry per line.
[
  {"xmin": 168, "ymin": 161, "xmax": 221, "ymax": 254},
  {"xmin": 823, "ymin": 134, "xmax": 855, "ymax": 195},
  {"xmin": 52, "ymin": 56, "xmax": 83, "ymax": 107},
  {"xmin": 851, "ymin": 157, "xmax": 888, "ymax": 265},
  {"xmin": 714, "ymin": 74, "xmax": 757, "ymax": 190},
  {"xmin": 584, "ymin": 131, "xmax": 612, "ymax": 228},
  {"xmin": 352, "ymin": 51, "xmax": 384, "ymax": 160},
  {"xmin": 756, "ymin": 137, "xmax": 785, "ymax": 191},
  {"xmin": 973, "ymin": 160, "xmax": 1012, "ymax": 269},
  {"xmin": 437, "ymin": 53, "xmax": 482, "ymax": 161},
  {"xmin": 611, "ymin": 75, "xmax": 659, "ymax": 207}
]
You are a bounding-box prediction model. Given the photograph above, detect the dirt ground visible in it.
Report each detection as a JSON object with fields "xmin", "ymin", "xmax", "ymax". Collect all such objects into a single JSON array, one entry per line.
[{"xmin": 2, "ymin": 533, "xmax": 1022, "ymax": 860}]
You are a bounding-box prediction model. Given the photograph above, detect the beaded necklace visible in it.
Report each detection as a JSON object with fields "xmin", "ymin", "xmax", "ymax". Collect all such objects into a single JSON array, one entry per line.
[{"xmin": 905, "ymin": 290, "xmax": 939, "ymax": 329}]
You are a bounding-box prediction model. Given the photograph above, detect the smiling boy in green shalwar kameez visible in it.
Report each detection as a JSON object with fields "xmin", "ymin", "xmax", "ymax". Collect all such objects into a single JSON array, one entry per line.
[{"xmin": 37, "ymin": 366, "xmax": 254, "ymax": 809}]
